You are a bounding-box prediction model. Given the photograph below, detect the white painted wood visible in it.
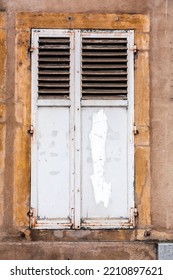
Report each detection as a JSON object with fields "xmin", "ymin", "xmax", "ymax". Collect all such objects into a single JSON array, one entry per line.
[
  {"xmin": 37, "ymin": 107, "xmax": 70, "ymax": 220},
  {"xmin": 127, "ymin": 30, "xmax": 135, "ymax": 216},
  {"xmin": 81, "ymin": 100, "xmax": 128, "ymax": 107},
  {"xmin": 31, "ymin": 29, "xmax": 74, "ymax": 228},
  {"xmin": 69, "ymin": 31, "xmax": 75, "ymax": 227},
  {"xmin": 31, "ymin": 29, "xmax": 39, "ymax": 216},
  {"xmin": 74, "ymin": 30, "xmax": 81, "ymax": 229},
  {"xmin": 37, "ymin": 99, "xmax": 71, "ymax": 107}
]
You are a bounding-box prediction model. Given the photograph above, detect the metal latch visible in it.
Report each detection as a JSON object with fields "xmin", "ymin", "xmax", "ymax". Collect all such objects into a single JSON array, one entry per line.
[
  {"xmin": 28, "ymin": 125, "xmax": 34, "ymax": 135},
  {"xmin": 130, "ymin": 45, "xmax": 137, "ymax": 53}
]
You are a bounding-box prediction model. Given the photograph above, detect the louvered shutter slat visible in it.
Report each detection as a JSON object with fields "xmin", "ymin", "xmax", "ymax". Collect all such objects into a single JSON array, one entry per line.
[
  {"xmin": 82, "ymin": 37, "xmax": 128, "ymax": 98},
  {"xmin": 38, "ymin": 37, "xmax": 70, "ymax": 97}
]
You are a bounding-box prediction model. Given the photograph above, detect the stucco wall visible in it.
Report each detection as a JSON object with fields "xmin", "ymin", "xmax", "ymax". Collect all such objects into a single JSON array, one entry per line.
[{"xmin": 0, "ymin": 0, "xmax": 173, "ymax": 259}]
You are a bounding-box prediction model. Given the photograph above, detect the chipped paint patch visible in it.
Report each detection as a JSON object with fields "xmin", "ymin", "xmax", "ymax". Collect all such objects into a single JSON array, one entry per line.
[{"xmin": 89, "ymin": 109, "xmax": 111, "ymax": 208}]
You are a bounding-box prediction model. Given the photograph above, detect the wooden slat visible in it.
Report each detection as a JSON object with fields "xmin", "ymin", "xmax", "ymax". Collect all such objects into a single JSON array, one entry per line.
[
  {"xmin": 39, "ymin": 51, "xmax": 70, "ymax": 55},
  {"xmin": 39, "ymin": 65, "xmax": 69, "ymax": 69},
  {"xmin": 39, "ymin": 58, "xmax": 70, "ymax": 62},
  {"xmin": 82, "ymin": 83, "xmax": 127, "ymax": 88},
  {"xmin": 38, "ymin": 89, "xmax": 69, "ymax": 94},
  {"xmin": 39, "ymin": 71, "xmax": 69, "ymax": 74},
  {"xmin": 38, "ymin": 77, "xmax": 69, "ymax": 81},
  {"xmin": 82, "ymin": 77, "xmax": 127, "ymax": 81},
  {"xmin": 39, "ymin": 83, "xmax": 69, "ymax": 87},
  {"xmin": 82, "ymin": 52, "xmax": 127, "ymax": 56},
  {"xmin": 82, "ymin": 58, "xmax": 128, "ymax": 62},
  {"xmin": 39, "ymin": 45, "xmax": 70, "ymax": 49},
  {"xmin": 82, "ymin": 46, "xmax": 127, "ymax": 50},
  {"xmin": 82, "ymin": 64, "xmax": 127, "ymax": 69},
  {"xmin": 82, "ymin": 89, "xmax": 127, "ymax": 94},
  {"xmin": 39, "ymin": 38, "xmax": 70, "ymax": 43},
  {"xmin": 82, "ymin": 71, "xmax": 127, "ymax": 75},
  {"xmin": 82, "ymin": 39, "xmax": 127, "ymax": 44}
]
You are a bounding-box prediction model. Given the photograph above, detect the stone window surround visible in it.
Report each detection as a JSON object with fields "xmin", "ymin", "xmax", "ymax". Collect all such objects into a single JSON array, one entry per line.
[{"xmin": 14, "ymin": 12, "xmax": 150, "ymax": 240}]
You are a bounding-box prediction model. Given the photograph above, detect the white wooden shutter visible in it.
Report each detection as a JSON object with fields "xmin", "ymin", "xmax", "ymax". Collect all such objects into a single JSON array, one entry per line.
[
  {"xmin": 80, "ymin": 31, "xmax": 134, "ymax": 228},
  {"xmin": 31, "ymin": 29, "xmax": 75, "ymax": 229},
  {"xmin": 31, "ymin": 29, "xmax": 134, "ymax": 229}
]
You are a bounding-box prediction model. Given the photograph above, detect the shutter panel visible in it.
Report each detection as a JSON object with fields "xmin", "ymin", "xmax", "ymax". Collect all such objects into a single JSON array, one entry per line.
[
  {"xmin": 38, "ymin": 37, "xmax": 70, "ymax": 97},
  {"xmin": 31, "ymin": 30, "xmax": 74, "ymax": 229},
  {"xmin": 82, "ymin": 37, "xmax": 128, "ymax": 98}
]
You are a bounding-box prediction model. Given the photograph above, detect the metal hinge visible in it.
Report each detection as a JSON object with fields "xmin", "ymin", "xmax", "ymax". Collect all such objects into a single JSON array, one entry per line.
[
  {"xmin": 28, "ymin": 208, "xmax": 36, "ymax": 228},
  {"xmin": 130, "ymin": 207, "xmax": 138, "ymax": 228},
  {"xmin": 28, "ymin": 124, "xmax": 34, "ymax": 136},
  {"xmin": 71, "ymin": 208, "xmax": 75, "ymax": 228},
  {"xmin": 28, "ymin": 47, "xmax": 36, "ymax": 52},
  {"xmin": 133, "ymin": 124, "xmax": 139, "ymax": 135},
  {"xmin": 130, "ymin": 45, "xmax": 137, "ymax": 53}
]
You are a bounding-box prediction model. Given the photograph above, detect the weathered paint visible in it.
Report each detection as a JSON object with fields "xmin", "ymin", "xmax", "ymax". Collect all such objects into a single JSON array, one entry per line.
[
  {"xmin": 37, "ymin": 107, "xmax": 70, "ymax": 220},
  {"xmin": 89, "ymin": 109, "xmax": 111, "ymax": 208},
  {"xmin": 82, "ymin": 106, "xmax": 130, "ymax": 223}
]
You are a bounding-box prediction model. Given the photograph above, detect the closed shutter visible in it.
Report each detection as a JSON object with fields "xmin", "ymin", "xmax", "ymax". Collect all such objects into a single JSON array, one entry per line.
[
  {"xmin": 31, "ymin": 29, "xmax": 134, "ymax": 229},
  {"xmin": 31, "ymin": 30, "xmax": 75, "ymax": 229},
  {"xmin": 80, "ymin": 31, "xmax": 134, "ymax": 228}
]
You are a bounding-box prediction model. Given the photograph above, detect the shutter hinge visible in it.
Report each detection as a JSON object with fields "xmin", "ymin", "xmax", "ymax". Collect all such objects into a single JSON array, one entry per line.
[
  {"xmin": 130, "ymin": 207, "xmax": 138, "ymax": 228},
  {"xmin": 71, "ymin": 208, "xmax": 75, "ymax": 229},
  {"xmin": 130, "ymin": 45, "xmax": 137, "ymax": 53},
  {"xmin": 29, "ymin": 47, "xmax": 36, "ymax": 52},
  {"xmin": 28, "ymin": 124, "xmax": 34, "ymax": 136},
  {"xmin": 27, "ymin": 208, "xmax": 36, "ymax": 228},
  {"xmin": 133, "ymin": 124, "xmax": 139, "ymax": 135}
]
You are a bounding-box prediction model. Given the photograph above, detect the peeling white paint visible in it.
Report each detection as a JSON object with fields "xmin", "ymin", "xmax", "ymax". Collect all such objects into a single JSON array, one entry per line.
[{"xmin": 89, "ymin": 109, "xmax": 111, "ymax": 207}]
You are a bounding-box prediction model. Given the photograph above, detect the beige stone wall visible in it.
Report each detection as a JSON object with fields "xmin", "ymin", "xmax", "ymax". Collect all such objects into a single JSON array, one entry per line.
[{"xmin": 0, "ymin": 0, "xmax": 173, "ymax": 258}]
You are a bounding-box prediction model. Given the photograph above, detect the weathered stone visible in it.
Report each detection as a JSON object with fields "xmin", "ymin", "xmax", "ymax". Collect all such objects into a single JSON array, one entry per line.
[{"xmin": 0, "ymin": 242, "xmax": 156, "ymax": 260}]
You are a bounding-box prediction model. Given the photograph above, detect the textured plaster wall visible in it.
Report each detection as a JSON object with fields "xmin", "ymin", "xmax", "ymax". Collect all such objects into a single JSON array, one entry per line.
[{"xmin": 0, "ymin": 0, "xmax": 173, "ymax": 259}]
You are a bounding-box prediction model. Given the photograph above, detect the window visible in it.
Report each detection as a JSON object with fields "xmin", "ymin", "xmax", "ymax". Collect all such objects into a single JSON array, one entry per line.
[{"xmin": 30, "ymin": 29, "xmax": 134, "ymax": 229}]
